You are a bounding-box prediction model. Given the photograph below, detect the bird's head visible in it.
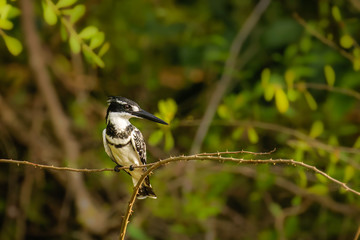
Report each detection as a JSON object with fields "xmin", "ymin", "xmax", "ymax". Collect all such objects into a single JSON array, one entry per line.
[{"xmin": 106, "ymin": 96, "xmax": 168, "ymax": 125}]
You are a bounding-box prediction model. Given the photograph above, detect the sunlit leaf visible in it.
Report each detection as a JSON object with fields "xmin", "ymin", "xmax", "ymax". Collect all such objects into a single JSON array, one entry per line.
[
  {"xmin": 89, "ymin": 31, "xmax": 104, "ymax": 49},
  {"xmin": 247, "ymin": 127, "xmax": 258, "ymax": 144},
  {"xmin": 304, "ymin": 91, "xmax": 317, "ymax": 110},
  {"xmin": 353, "ymin": 58, "xmax": 360, "ymax": 71},
  {"xmin": 331, "ymin": 6, "xmax": 342, "ymax": 22},
  {"xmin": 232, "ymin": 127, "xmax": 243, "ymax": 140},
  {"xmin": 343, "ymin": 165, "xmax": 355, "ymax": 182},
  {"xmin": 307, "ymin": 184, "xmax": 328, "ymax": 195},
  {"xmin": 148, "ymin": 129, "xmax": 164, "ymax": 146},
  {"xmin": 309, "ymin": 120, "xmax": 324, "ymax": 138},
  {"xmin": 275, "ymin": 88, "xmax": 289, "ymax": 113},
  {"xmin": 315, "ymin": 173, "xmax": 327, "ymax": 183},
  {"xmin": 264, "ymin": 83, "xmax": 275, "ymax": 101},
  {"xmin": 79, "ymin": 26, "xmax": 98, "ymax": 39},
  {"xmin": 353, "ymin": 136, "xmax": 360, "ymax": 148},
  {"xmin": 3, "ymin": 34, "xmax": 23, "ymax": 56},
  {"xmin": 69, "ymin": 35, "xmax": 80, "ymax": 53},
  {"xmin": 285, "ymin": 69, "xmax": 295, "ymax": 89},
  {"xmin": 324, "ymin": 65, "xmax": 335, "ymax": 87},
  {"xmin": 98, "ymin": 42, "xmax": 110, "ymax": 57},
  {"xmin": 43, "ymin": 1, "xmax": 57, "ymax": 26},
  {"xmin": 340, "ymin": 34, "xmax": 353, "ymax": 49},
  {"xmin": 261, "ymin": 68, "xmax": 270, "ymax": 87},
  {"xmin": 56, "ymin": 0, "xmax": 77, "ymax": 8},
  {"xmin": 164, "ymin": 131, "xmax": 174, "ymax": 151},
  {"xmin": 217, "ymin": 104, "xmax": 231, "ymax": 120},
  {"xmin": 0, "ymin": 18, "xmax": 13, "ymax": 29},
  {"xmin": 269, "ymin": 203, "xmax": 282, "ymax": 217},
  {"xmin": 60, "ymin": 22, "xmax": 68, "ymax": 41},
  {"xmin": 61, "ymin": 4, "xmax": 85, "ymax": 23}
]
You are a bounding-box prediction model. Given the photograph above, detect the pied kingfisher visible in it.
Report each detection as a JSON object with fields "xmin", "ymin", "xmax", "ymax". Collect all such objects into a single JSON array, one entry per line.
[{"xmin": 103, "ymin": 96, "xmax": 168, "ymax": 199}]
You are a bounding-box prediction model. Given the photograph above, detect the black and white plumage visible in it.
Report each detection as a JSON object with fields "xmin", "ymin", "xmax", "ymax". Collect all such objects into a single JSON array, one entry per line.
[{"xmin": 103, "ymin": 96, "xmax": 168, "ymax": 199}]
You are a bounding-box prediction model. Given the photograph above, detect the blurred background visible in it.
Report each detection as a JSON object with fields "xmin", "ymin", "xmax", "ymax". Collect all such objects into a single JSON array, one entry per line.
[{"xmin": 0, "ymin": 0, "xmax": 360, "ymax": 239}]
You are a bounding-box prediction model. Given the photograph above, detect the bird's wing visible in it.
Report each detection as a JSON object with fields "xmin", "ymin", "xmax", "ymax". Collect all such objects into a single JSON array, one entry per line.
[
  {"xmin": 102, "ymin": 129, "xmax": 115, "ymax": 162},
  {"xmin": 131, "ymin": 128, "xmax": 147, "ymax": 165}
]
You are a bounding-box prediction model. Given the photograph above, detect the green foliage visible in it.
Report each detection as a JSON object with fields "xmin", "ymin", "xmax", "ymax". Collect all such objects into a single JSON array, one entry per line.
[
  {"xmin": 0, "ymin": 1, "xmax": 22, "ymax": 55},
  {"xmin": 1, "ymin": 0, "xmax": 360, "ymax": 239}
]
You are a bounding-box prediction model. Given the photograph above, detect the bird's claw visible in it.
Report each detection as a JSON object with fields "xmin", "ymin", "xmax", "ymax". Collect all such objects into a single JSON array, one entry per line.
[
  {"xmin": 129, "ymin": 165, "xmax": 134, "ymax": 171},
  {"xmin": 114, "ymin": 165, "xmax": 122, "ymax": 172}
]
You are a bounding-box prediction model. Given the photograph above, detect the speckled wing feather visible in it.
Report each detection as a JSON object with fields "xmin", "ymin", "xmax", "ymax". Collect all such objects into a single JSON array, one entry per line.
[
  {"xmin": 102, "ymin": 129, "xmax": 115, "ymax": 162},
  {"xmin": 131, "ymin": 128, "xmax": 147, "ymax": 166}
]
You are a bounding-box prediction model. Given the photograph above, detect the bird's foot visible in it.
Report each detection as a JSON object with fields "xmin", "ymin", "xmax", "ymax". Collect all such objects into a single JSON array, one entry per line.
[
  {"xmin": 114, "ymin": 165, "xmax": 122, "ymax": 172},
  {"xmin": 129, "ymin": 165, "xmax": 134, "ymax": 171}
]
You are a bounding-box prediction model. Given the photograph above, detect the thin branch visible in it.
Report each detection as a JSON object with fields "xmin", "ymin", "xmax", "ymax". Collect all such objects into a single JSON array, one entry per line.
[
  {"xmin": 118, "ymin": 155, "xmax": 360, "ymax": 240},
  {"xmin": 297, "ymin": 82, "xmax": 360, "ymax": 101},
  {"xmin": 190, "ymin": 0, "xmax": 271, "ymax": 154},
  {"xmin": 293, "ymin": 12, "xmax": 354, "ymax": 61},
  {"xmin": 0, "ymin": 159, "xmax": 154, "ymax": 172},
  {"xmin": 1, "ymin": 154, "xmax": 358, "ymax": 240},
  {"xmin": 195, "ymin": 148, "xmax": 276, "ymax": 156}
]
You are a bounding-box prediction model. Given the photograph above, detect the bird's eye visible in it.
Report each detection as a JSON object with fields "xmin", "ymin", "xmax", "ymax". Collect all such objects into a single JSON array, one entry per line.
[{"xmin": 124, "ymin": 104, "xmax": 131, "ymax": 110}]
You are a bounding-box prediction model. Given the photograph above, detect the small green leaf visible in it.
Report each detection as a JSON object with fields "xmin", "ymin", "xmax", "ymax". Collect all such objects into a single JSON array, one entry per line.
[
  {"xmin": 98, "ymin": 42, "xmax": 110, "ymax": 57},
  {"xmin": 0, "ymin": 18, "xmax": 13, "ymax": 30},
  {"xmin": 79, "ymin": 26, "xmax": 98, "ymax": 39},
  {"xmin": 297, "ymin": 168, "xmax": 307, "ymax": 188},
  {"xmin": 3, "ymin": 34, "xmax": 23, "ymax": 56},
  {"xmin": 89, "ymin": 31, "xmax": 104, "ymax": 49},
  {"xmin": 315, "ymin": 173, "xmax": 328, "ymax": 183},
  {"xmin": 69, "ymin": 35, "xmax": 80, "ymax": 53},
  {"xmin": 164, "ymin": 131, "xmax": 174, "ymax": 151},
  {"xmin": 247, "ymin": 127, "xmax": 258, "ymax": 144},
  {"xmin": 324, "ymin": 65, "xmax": 335, "ymax": 87},
  {"xmin": 7, "ymin": 6, "xmax": 21, "ymax": 19},
  {"xmin": 353, "ymin": 58, "xmax": 360, "ymax": 71},
  {"xmin": 340, "ymin": 34, "xmax": 353, "ymax": 49},
  {"xmin": 331, "ymin": 6, "xmax": 342, "ymax": 22},
  {"xmin": 61, "ymin": 4, "xmax": 85, "ymax": 23},
  {"xmin": 285, "ymin": 69, "xmax": 295, "ymax": 89},
  {"xmin": 264, "ymin": 84, "xmax": 275, "ymax": 101},
  {"xmin": 304, "ymin": 91, "xmax": 317, "ymax": 110},
  {"xmin": 43, "ymin": 1, "xmax": 57, "ymax": 26},
  {"xmin": 261, "ymin": 68, "xmax": 271, "ymax": 87},
  {"xmin": 0, "ymin": 4, "xmax": 11, "ymax": 19},
  {"xmin": 217, "ymin": 104, "xmax": 231, "ymax": 120},
  {"xmin": 60, "ymin": 22, "xmax": 68, "ymax": 41},
  {"xmin": 232, "ymin": 127, "xmax": 243, "ymax": 140},
  {"xmin": 307, "ymin": 184, "xmax": 328, "ymax": 195},
  {"xmin": 56, "ymin": 0, "xmax": 77, "ymax": 8},
  {"xmin": 269, "ymin": 203, "xmax": 282, "ymax": 217},
  {"xmin": 343, "ymin": 165, "xmax": 355, "ymax": 182},
  {"xmin": 91, "ymin": 53, "xmax": 105, "ymax": 68},
  {"xmin": 353, "ymin": 136, "xmax": 360, "ymax": 148},
  {"xmin": 148, "ymin": 129, "xmax": 164, "ymax": 146},
  {"xmin": 309, "ymin": 120, "xmax": 324, "ymax": 138},
  {"xmin": 275, "ymin": 88, "xmax": 289, "ymax": 113}
]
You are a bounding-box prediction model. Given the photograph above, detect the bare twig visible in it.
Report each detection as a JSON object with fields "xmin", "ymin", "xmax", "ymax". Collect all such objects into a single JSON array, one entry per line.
[
  {"xmin": 1, "ymin": 153, "xmax": 358, "ymax": 240},
  {"xmin": 190, "ymin": 0, "xmax": 271, "ymax": 154},
  {"xmin": 118, "ymin": 155, "xmax": 360, "ymax": 240},
  {"xmin": 0, "ymin": 159, "xmax": 154, "ymax": 172}
]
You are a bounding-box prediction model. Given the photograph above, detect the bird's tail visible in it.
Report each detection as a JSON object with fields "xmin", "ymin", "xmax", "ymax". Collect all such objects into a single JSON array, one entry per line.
[{"xmin": 136, "ymin": 176, "xmax": 157, "ymax": 200}]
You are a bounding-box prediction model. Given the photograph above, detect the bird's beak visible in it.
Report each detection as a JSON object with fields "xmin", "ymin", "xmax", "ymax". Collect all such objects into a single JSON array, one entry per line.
[{"xmin": 133, "ymin": 109, "xmax": 168, "ymax": 125}]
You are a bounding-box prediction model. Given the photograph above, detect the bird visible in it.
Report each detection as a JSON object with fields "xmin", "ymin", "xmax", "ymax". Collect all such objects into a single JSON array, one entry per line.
[{"xmin": 103, "ymin": 96, "xmax": 168, "ymax": 199}]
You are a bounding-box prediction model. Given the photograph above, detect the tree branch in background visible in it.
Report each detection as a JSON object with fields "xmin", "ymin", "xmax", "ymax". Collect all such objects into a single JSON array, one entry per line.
[
  {"xmin": 190, "ymin": 0, "xmax": 271, "ymax": 154},
  {"xmin": 20, "ymin": 0, "xmax": 107, "ymax": 233},
  {"xmin": 293, "ymin": 12, "xmax": 354, "ymax": 62}
]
